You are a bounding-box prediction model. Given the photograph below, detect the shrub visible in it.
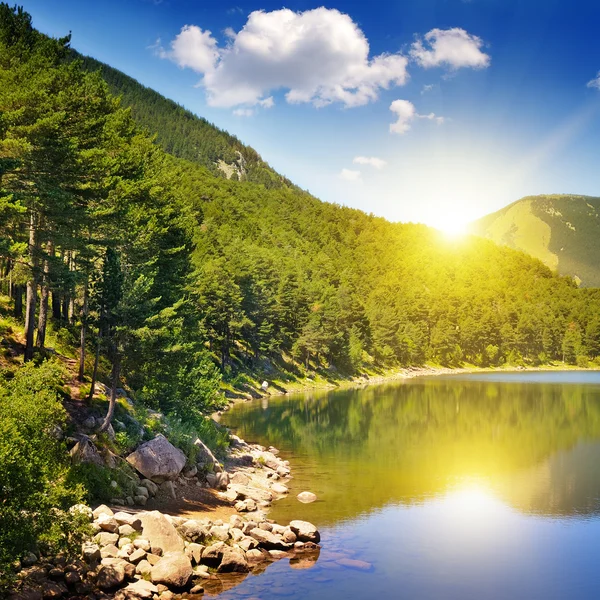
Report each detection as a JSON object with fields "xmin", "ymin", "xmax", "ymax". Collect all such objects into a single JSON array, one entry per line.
[
  {"xmin": 67, "ymin": 461, "xmax": 138, "ymax": 503},
  {"xmin": 0, "ymin": 361, "xmax": 87, "ymax": 584}
]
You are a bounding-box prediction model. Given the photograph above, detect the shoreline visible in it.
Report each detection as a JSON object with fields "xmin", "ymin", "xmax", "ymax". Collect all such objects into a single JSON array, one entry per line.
[{"xmin": 215, "ymin": 362, "xmax": 598, "ymax": 418}]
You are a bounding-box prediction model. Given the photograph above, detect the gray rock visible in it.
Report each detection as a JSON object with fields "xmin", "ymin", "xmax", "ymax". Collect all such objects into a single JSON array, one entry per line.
[
  {"xmin": 141, "ymin": 479, "xmax": 159, "ymax": 497},
  {"xmin": 296, "ymin": 491, "xmax": 317, "ymax": 504},
  {"xmin": 140, "ymin": 511, "xmax": 185, "ymax": 555},
  {"xmin": 134, "ymin": 495, "xmax": 148, "ymax": 506},
  {"xmin": 81, "ymin": 542, "xmax": 101, "ymax": 564},
  {"xmin": 209, "ymin": 524, "xmax": 230, "ymax": 542},
  {"xmin": 271, "ymin": 483, "xmax": 289, "ymax": 495},
  {"xmin": 97, "ymin": 514, "xmax": 119, "ymax": 533},
  {"xmin": 180, "ymin": 519, "xmax": 210, "ymax": 543},
  {"xmin": 151, "ymin": 552, "xmax": 193, "ymax": 589},
  {"xmin": 100, "ymin": 544, "xmax": 120, "ymax": 559},
  {"xmin": 133, "ymin": 538, "xmax": 151, "ymax": 552},
  {"xmin": 230, "ymin": 472, "xmax": 250, "ymax": 486},
  {"xmin": 206, "ymin": 472, "xmax": 229, "ymax": 490},
  {"xmin": 126, "ymin": 434, "xmax": 186, "ymax": 483},
  {"xmin": 92, "ymin": 504, "xmax": 114, "ymax": 519},
  {"xmin": 118, "ymin": 524, "xmax": 136, "ymax": 537},
  {"xmin": 97, "ymin": 562, "xmax": 126, "ymax": 589},
  {"xmin": 193, "ymin": 438, "xmax": 220, "ymax": 469},
  {"xmin": 115, "ymin": 579, "xmax": 158, "ymax": 600},
  {"xmin": 113, "ymin": 512, "xmax": 142, "ymax": 530},
  {"xmin": 249, "ymin": 529, "xmax": 291, "ymax": 551},
  {"xmin": 217, "ymin": 547, "xmax": 249, "ymax": 573},
  {"xmin": 185, "ymin": 543, "xmax": 204, "ymax": 565},
  {"xmin": 159, "ymin": 480, "xmax": 177, "ymax": 499},
  {"xmin": 200, "ymin": 542, "xmax": 226, "ymax": 568},
  {"xmin": 95, "ymin": 532, "xmax": 119, "ymax": 547},
  {"xmin": 128, "ymin": 548, "xmax": 147, "ymax": 564},
  {"xmin": 289, "ymin": 520, "xmax": 320, "ymax": 543},
  {"xmin": 70, "ymin": 436, "xmax": 104, "ymax": 466},
  {"xmin": 135, "ymin": 560, "xmax": 152, "ymax": 577}
]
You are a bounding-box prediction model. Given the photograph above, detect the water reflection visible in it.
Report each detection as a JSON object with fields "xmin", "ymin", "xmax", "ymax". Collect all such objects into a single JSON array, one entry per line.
[{"xmin": 222, "ymin": 373, "xmax": 600, "ymax": 525}]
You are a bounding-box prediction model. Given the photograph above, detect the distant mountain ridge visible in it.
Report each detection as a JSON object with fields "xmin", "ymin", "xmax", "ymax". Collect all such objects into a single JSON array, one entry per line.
[{"xmin": 471, "ymin": 194, "xmax": 600, "ymax": 287}]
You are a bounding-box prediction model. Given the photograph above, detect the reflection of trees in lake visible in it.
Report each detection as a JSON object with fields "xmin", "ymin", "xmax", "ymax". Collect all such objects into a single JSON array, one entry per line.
[{"xmin": 223, "ymin": 379, "xmax": 600, "ymax": 524}]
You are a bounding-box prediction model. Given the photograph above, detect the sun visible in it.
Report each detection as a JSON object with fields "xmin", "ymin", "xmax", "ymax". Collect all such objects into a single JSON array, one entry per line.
[{"xmin": 432, "ymin": 214, "xmax": 469, "ymax": 237}]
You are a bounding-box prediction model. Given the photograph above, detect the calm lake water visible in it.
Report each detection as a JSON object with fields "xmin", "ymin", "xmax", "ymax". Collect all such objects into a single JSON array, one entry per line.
[{"xmin": 219, "ymin": 371, "xmax": 600, "ymax": 600}]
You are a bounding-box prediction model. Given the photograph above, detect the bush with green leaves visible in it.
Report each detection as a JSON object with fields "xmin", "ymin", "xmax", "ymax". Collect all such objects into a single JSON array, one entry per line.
[{"xmin": 0, "ymin": 361, "xmax": 88, "ymax": 583}]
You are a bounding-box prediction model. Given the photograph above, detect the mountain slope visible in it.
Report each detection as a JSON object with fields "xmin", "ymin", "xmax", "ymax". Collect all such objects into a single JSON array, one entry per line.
[
  {"xmin": 74, "ymin": 52, "xmax": 295, "ymax": 190},
  {"xmin": 471, "ymin": 195, "xmax": 600, "ymax": 287}
]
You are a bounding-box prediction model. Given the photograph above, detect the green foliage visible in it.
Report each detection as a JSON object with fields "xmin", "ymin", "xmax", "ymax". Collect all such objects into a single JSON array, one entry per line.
[
  {"xmin": 68, "ymin": 461, "xmax": 138, "ymax": 503},
  {"xmin": 165, "ymin": 415, "xmax": 229, "ymax": 462},
  {"xmin": 0, "ymin": 361, "xmax": 86, "ymax": 581}
]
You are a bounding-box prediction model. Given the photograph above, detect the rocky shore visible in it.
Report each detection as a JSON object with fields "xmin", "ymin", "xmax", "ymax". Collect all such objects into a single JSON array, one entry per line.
[{"xmin": 9, "ymin": 434, "xmax": 321, "ymax": 599}]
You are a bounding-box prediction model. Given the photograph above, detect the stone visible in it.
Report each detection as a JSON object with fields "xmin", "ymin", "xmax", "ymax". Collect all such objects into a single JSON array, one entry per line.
[
  {"xmin": 82, "ymin": 542, "xmax": 101, "ymax": 564},
  {"xmin": 217, "ymin": 547, "xmax": 249, "ymax": 573},
  {"xmin": 209, "ymin": 524, "xmax": 230, "ymax": 542},
  {"xmin": 100, "ymin": 544, "xmax": 119, "ymax": 559},
  {"xmin": 93, "ymin": 505, "xmax": 114, "ymax": 519},
  {"xmin": 159, "ymin": 481, "xmax": 176, "ymax": 499},
  {"xmin": 249, "ymin": 529, "xmax": 291, "ymax": 551},
  {"xmin": 70, "ymin": 436, "xmax": 104, "ymax": 466},
  {"xmin": 276, "ymin": 466, "xmax": 290, "ymax": 478},
  {"xmin": 193, "ymin": 438, "xmax": 220, "ymax": 469},
  {"xmin": 126, "ymin": 434, "xmax": 186, "ymax": 483},
  {"xmin": 183, "ymin": 465, "xmax": 197, "ymax": 478},
  {"xmin": 336, "ymin": 558, "xmax": 373, "ymax": 571},
  {"xmin": 282, "ymin": 529, "xmax": 297, "ymax": 544},
  {"xmin": 83, "ymin": 416, "xmax": 96, "ymax": 430},
  {"xmin": 95, "ymin": 532, "xmax": 119, "ymax": 547},
  {"xmin": 151, "ymin": 553, "xmax": 193, "ymax": 589},
  {"xmin": 64, "ymin": 571, "xmax": 80, "ymax": 585},
  {"xmin": 268, "ymin": 550, "xmax": 289, "ymax": 560},
  {"xmin": 97, "ymin": 514, "xmax": 119, "ymax": 533},
  {"xmin": 200, "ymin": 542, "xmax": 226, "ymax": 568},
  {"xmin": 129, "ymin": 548, "xmax": 147, "ymax": 564},
  {"xmin": 185, "ymin": 543, "xmax": 204, "ymax": 565},
  {"xmin": 102, "ymin": 557, "xmax": 136, "ymax": 579},
  {"xmin": 114, "ymin": 512, "xmax": 143, "ymax": 530},
  {"xmin": 258, "ymin": 451, "xmax": 279, "ymax": 471},
  {"xmin": 119, "ymin": 524, "xmax": 136, "ymax": 537},
  {"xmin": 159, "ymin": 592, "xmax": 175, "ymax": 600},
  {"xmin": 237, "ymin": 536, "xmax": 258, "ymax": 552},
  {"xmin": 21, "ymin": 552, "xmax": 38, "ymax": 567},
  {"xmin": 258, "ymin": 522, "xmax": 273, "ymax": 532},
  {"xmin": 141, "ymin": 479, "xmax": 159, "ymax": 497},
  {"xmin": 230, "ymin": 472, "xmax": 250, "ymax": 486},
  {"xmin": 231, "ymin": 484, "xmax": 272, "ymax": 503},
  {"xmin": 97, "ymin": 562, "xmax": 126, "ymax": 589},
  {"xmin": 117, "ymin": 580, "xmax": 158, "ymax": 600},
  {"xmin": 118, "ymin": 537, "xmax": 133, "ymax": 549},
  {"xmin": 134, "ymin": 495, "xmax": 148, "ymax": 506},
  {"xmin": 146, "ymin": 553, "xmax": 161, "ymax": 566},
  {"xmin": 133, "ymin": 538, "xmax": 151, "ymax": 552},
  {"xmin": 229, "ymin": 527, "xmax": 244, "ymax": 542},
  {"xmin": 48, "ymin": 567, "xmax": 64, "ymax": 579},
  {"xmin": 229, "ymin": 515, "xmax": 244, "ymax": 529},
  {"xmin": 135, "ymin": 560, "xmax": 152, "ymax": 577},
  {"xmin": 245, "ymin": 549, "xmax": 265, "ymax": 562},
  {"xmin": 180, "ymin": 520, "xmax": 210, "ymax": 543},
  {"xmin": 190, "ymin": 584, "xmax": 204, "ymax": 594},
  {"xmin": 41, "ymin": 582, "xmax": 66, "ymax": 598},
  {"xmin": 289, "ymin": 520, "xmax": 320, "ymax": 543},
  {"xmin": 206, "ymin": 472, "xmax": 229, "ymax": 490},
  {"xmin": 271, "ymin": 483, "xmax": 289, "ymax": 495},
  {"xmin": 136, "ymin": 486, "xmax": 150, "ymax": 499},
  {"xmin": 125, "ymin": 496, "xmax": 135, "ymax": 506},
  {"xmin": 69, "ymin": 504, "xmax": 93, "ymax": 521},
  {"xmin": 140, "ymin": 511, "xmax": 185, "ymax": 554},
  {"xmin": 296, "ymin": 491, "xmax": 317, "ymax": 504}
]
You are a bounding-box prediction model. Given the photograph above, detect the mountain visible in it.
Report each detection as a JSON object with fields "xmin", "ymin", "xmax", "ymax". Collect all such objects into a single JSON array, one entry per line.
[
  {"xmin": 470, "ymin": 194, "xmax": 600, "ymax": 287},
  {"xmin": 75, "ymin": 52, "xmax": 295, "ymax": 190}
]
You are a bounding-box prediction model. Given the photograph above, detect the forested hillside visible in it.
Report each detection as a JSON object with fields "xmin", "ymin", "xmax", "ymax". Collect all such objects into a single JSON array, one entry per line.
[
  {"xmin": 75, "ymin": 53, "xmax": 294, "ymax": 189},
  {"xmin": 471, "ymin": 194, "xmax": 600, "ymax": 287},
  {"xmin": 1, "ymin": 6, "xmax": 600, "ymax": 422}
]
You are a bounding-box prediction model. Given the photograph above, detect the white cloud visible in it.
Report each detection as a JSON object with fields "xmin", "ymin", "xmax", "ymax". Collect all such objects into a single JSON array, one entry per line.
[
  {"xmin": 410, "ymin": 28, "xmax": 490, "ymax": 70},
  {"xmin": 587, "ymin": 72, "xmax": 600, "ymax": 89},
  {"xmin": 353, "ymin": 156, "xmax": 387, "ymax": 169},
  {"xmin": 339, "ymin": 168, "xmax": 363, "ymax": 182},
  {"xmin": 421, "ymin": 84, "xmax": 435, "ymax": 94},
  {"xmin": 233, "ymin": 108, "xmax": 255, "ymax": 117},
  {"xmin": 161, "ymin": 8, "xmax": 409, "ymax": 109},
  {"xmin": 390, "ymin": 100, "xmax": 445, "ymax": 135}
]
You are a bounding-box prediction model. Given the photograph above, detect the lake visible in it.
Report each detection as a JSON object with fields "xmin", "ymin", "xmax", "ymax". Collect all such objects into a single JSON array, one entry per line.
[{"xmin": 219, "ymin": 371, "xmax": 600, "ymax": 599}]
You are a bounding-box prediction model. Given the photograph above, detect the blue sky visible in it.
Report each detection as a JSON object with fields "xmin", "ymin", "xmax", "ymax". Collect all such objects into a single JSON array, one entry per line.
[{"xmin": 20, "ymin": 0, "xmax": 600, "ymax": 231}]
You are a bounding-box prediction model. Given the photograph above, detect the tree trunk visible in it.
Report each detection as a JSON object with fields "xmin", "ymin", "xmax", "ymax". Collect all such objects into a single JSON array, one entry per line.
[
  {"xmin": 98, "ymin": 351, "xmax": 120, "ymax": 433},
  {"xmin": 24, "ymin": 213, "xmax": 38, "ymax": 362},
  {"xmin": 68, "ymin": 252, "xmax": 75, "ymax": 325},
  {"xmin": 13, "ymin": 285, "xmax": 23, "ymax": 319},
  {"xmin": 88, "ymin": 327, "xmax": 102, "ymax": 401},
  {"xmin": 36, "ymin": 240, "xmax": 52, "ymax": 349},
  {"xmin": 61, "ymin": 294, "xmax": 69, "ymax": 322},
  {"xmin": 78, "ymin": 278, "xmax": 88, "ymax": 382},
  {"xmin": 52, "ymin": 291, "xmax": 61, "ymax": 320}
]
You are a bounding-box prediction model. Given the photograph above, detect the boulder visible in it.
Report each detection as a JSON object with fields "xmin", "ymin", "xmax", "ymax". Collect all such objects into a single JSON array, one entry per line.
[
  {"xmin": 141, "ymin": 479, "xmax": 158, "ymax": 496},
  {"xmin": 258, "ymin": 452, "xmax": 279, "ymax": 471},
  {"xmin": 140, "ymin": 511, "xmax": 185, "ymax": 554},
  {"xmin": 70, "ymin": 436, "xmax": 104, "ymax": 466},
  {"xmin": 245, "ymin": 549, "xmax": 266, "ymax": 562},
  {"xmin": 151, "ymin": 553, "xmax": 193, "ymax": 589},
  {"xmin": 208, "ymin": 524, "xmax": 230, "ymax": 542},
  {"xmin": 135, "ymin": 560, "xmax": 152, "ymax": 577},
  {"xmin": 41, "ymin": 582, "xmax": 66, "ymax": 598},
  {"xmin": 97, "ymin": 562, "xmax": 126, "ymax": 589},
  {"xmin": 81, "ymin": 542, "xmax": 101, "ymax": 564},
  {"xmin": 114, "ymin": 512, "xmax": 142, "ymax": 530},
  {"xmin": 93, "ymin": 505, "xmax": 114, "ymax": 519},
  {"xmin": 296, "ymin": 491, "xmax": 317, "ymax": 504},
  {"xmin": 100, "ymin": 544, "xmax": 119, "ymax": 559},
  {"xmin": 230, "ymin": 472, "xmax": 250, "ymax": 486},
  {"xmin": 126, "ymin": 435, "xmax": 186, "ymax": 483},
  {"xmin": 217, "ymin": 547, "xmax": 249, "ymax": 573},
  {"xmin": 129, "ymin": 548, "xmax": 147, "ymax": 564},
  {"xmin": 115, "ymin": 580, "xmax": 158, "ymax": 600},
  {"xmin": 180, "ymin": 519, "xmax": 210, "ymax": 543},
  {"xmin": 185, "ymin": 543, "xmax": 204, "ymax": 565},
  {"xmin": 289, "ymin": 520, "xmax": 320, "ymax": 543},
  {"xmin": 95, "ymin": 532, "xmax": 119, "ymax": 547},
  {"xmin": 118, "ymin": 524, "xmax": 136, "ymax": 537},
  {"xmin": 159, "ymin": 481, "xmax": 177, "ymax": 499},
  {"xmin": 200, "ymin": 542, "xmax": 226, "ymax": 568},
  {"xmin": 249, "ymin": 529, "xmax": 291, "ymax": 551},
  {"xmin": 206, "ymin": 472, "xmax": 229, "ymax": 490},
  {"xmin": 271, "ymin": 483, "xmax": 289, "ymax": 495},
  {"xmin": 193, "ymin": 438, "xmax": 220, "ymax": 469},
  {"xmin": 97, "ymin": 514, "xmax": 119, "ymax": 533}
]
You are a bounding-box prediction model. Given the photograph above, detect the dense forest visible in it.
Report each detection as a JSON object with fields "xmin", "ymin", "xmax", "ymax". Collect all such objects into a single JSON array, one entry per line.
[{"xmin": 1, "ymin": 4, "xmax": 600, "ymax": 424}]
